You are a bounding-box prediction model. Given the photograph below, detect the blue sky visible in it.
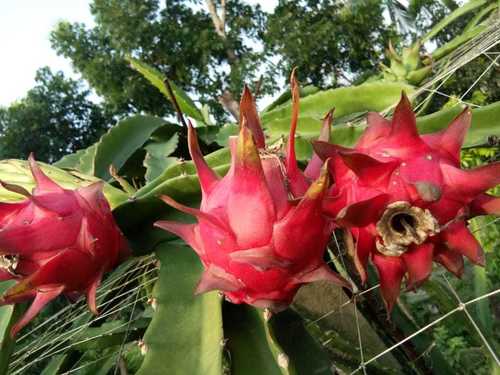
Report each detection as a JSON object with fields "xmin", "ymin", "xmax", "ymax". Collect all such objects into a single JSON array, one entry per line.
[
  {"xmin": 0, "ymin": 0, "xmax": 276, "ymax": 107},
  {"xmin": 0, "ymin": 1, "xmax": 95, "ymax": 106}
]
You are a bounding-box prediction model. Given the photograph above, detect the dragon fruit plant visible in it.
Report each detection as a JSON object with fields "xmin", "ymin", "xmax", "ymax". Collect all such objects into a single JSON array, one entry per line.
[
  {"xmin": 155, "ymin": 73, "xmax": 350, "ymax": 311},
  {"xmin": 0, "ymin": 155, "xmax": 129, "ymax": 336},
  {"xmin": 314, "ymin": 94, "xmax": 500, "ymax": 310},
  {"xmin": 4, "ymin": 5, "xmax": 500, "ymax": 370}
]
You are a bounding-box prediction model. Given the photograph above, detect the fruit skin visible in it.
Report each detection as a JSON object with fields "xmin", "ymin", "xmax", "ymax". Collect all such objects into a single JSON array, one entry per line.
[
  {"xmin": 0, "ymin": 155, "xmax": 129, "ymax": 336},
  {"xmin": 156, "ymin": 74, "xmax": 349, "ymax": 311},
  {"xmin": 314, "ymin": 93, "xmax": 500, "ymax": 311}
]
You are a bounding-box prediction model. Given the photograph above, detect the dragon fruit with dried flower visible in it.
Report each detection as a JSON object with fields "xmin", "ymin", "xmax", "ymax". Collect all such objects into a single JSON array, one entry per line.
[
  {"xmin": 0, "ymin": 156, "xmax": 129, "ymax": 336},
  {"xmin": 314, "ymin": 94, "xmax": 500, "ymax": 311},
  {"xmin": 156, "ymin": 73, "xmax": 349, "ymax": 311}
]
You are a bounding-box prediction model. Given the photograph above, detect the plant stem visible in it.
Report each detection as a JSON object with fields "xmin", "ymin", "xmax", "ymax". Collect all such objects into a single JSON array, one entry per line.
[
  {"xmin": 335, "ymin": 233, "xmax": 452, "ymax": 374},
  {"xmin": 0, "ymin": 303, "xmax": 27, "ymax": 375}
]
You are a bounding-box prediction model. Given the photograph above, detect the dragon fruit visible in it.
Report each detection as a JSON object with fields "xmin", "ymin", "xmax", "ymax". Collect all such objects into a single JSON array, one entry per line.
[
  {"xmin": 155, "ymin": 74, "xmax": 349, "ymax": 311},
  {"xmin": 314, "ymin": 94, "xmax": 500, "ymax": 311},
  {"xmin": 0, "ymin": 156, "xmax": 129, "ymax": 336}
]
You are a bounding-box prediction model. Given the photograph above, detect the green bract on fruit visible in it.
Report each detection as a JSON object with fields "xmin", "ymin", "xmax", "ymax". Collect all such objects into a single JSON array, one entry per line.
[
  {"xmin": 156, "ymin": 73, "xmax": 350, "ymax": 311},
  {"xmin": 314, "ymin": 94, "xmax": 500, "ymax": 311},
  {"xmin": 0, "ymin": 156, "xmax": 129, "ymax": 336}
]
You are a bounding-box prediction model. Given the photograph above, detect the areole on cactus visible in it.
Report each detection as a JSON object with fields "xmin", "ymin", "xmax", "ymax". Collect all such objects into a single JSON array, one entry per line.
[
  {"xmin": 0, "ymin": 155, "xmax": 129, "ymax": 336},
  {"xmin": 155, "ymin": 72, "xmax": 350, "ymax": 311},
  {"xmin": 313, "ymin": 93, "xmax": 500, "ymax": 311}
]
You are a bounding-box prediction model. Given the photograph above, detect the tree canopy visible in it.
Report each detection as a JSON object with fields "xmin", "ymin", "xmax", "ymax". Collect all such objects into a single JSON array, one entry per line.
[
  {"xmin": 0, "ymin": 67, "xmax": 110, "ymax": 162},
  {"xmin": 50, "ymin": 0, "xmax": 269, "ymax": 121},
  {"xmin": 49, "ymin": 0, "xmax": 405, "ymax": 119},
  {"xmin": 0, "ymin": 0, "xmax": 497, "ymax": 160},
  {"xmin": 264, "ymin": 0, "xmax": 398, "ymax": 87}
]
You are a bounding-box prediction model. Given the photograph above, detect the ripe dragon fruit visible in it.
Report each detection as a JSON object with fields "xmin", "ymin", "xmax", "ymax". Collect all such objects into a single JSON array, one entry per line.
[
  {"xmin": 155, "ymin": 74, "xmax": 350, "ymax": 311},
  {"xmin": 0, "ymin": 156, "xmax": 129, "ymax": 336},
  {"xmin": 313, "ymin": 94, "xmax": 500, "ymax": 311}
]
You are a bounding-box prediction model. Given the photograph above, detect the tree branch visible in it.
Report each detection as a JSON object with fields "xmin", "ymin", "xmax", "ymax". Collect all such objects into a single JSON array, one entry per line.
[
  {"xmin": 220, "ymin": 0, "xmax": 226, "ymax": 34},
  {"xmin": 205, "ymin": 0, "xmax": 225, "ymax": 38},
  {"xmin": 218, "ymin": 90, "xmax": 240, "ymax": 120},
  {"xmin": 205, "ymin": 0, "xmax": 240, "ymax": 121}
]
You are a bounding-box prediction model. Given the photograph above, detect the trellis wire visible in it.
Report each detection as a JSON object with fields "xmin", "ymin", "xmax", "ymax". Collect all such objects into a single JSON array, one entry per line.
[{"xmin": 8, "ymin": 256, "xmax": 157, "ymax": 373}]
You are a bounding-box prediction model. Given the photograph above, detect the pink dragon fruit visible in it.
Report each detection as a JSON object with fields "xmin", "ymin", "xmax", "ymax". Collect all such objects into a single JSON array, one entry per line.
[
  {"xmin": 314, "ymin": 93, "xmax": 500, "ymax": 311},
  {"xmin": 156, "ymin": 74, "xmax": 349, "ymax": 311},
  {"xmin": 0, "ymin": 155, "xmax": 129, "ymax": 336}
]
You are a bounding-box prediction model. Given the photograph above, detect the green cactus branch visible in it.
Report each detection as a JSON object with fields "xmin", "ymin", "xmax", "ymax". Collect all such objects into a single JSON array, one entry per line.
[
  {"xmin": 137, "ymin": 244, "xmax": 224, "ymax": 375},
  {"xmin": 0, "ymin": 296, "xmax": 26, "ymax": 375},
  {"xmin": 421, "ymin": 0, "xmax": 489, "ymax": 43}
]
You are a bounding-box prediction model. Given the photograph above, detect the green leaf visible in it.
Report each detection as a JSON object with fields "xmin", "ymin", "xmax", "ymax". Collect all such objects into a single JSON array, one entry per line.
[
  {"xmin": 0, "ymin": 159, "xmax": 127, "ymax": 209},
  {"xmin": 76, "ymin": 144, "xmax": 99, "ymax": 176},
  {"xmin": 214, "ymin": 124, "xmax": 239, "ymax": 146},
  {"xmin": 390, "ymin": 300, "xmax": 455, "ymax": 374},
  {"xmin": 54, "ymin": 143, "xmax": 100, "ymax": 178},
  {"xmin": 430, "ymin": 24, "xmax": 487, "ymax": 62},
  {"xmin": 54, "ymin": 147, "xmax": 91, "ymax": 169},
  {"xmin": 195, "ymin": 123, "xmax": 238, "ymax": 147},
  {"xmin": 223, "ymin": 304, "xmax": 285, "ymax": 375},
  {"xmin": 72, "ymin": 349, "xmax": 117, "ymax": 375},
  {"xmin": 70, "ymin": 319, "xmax": 148, "ymax": 351},
  {"xmin": 261, "ymin": 81, "xmax": 414, "ymax": 139},
  {"xmin": 422, "ymin": 279, "xmax": 484, "ymax": 348},
  {"xmin": 0, "ymin": 281, "xmax": 16, "ymax": 341},
  {"xmin": 268, "ymin": 309, "xmax": 334, "ymax": 375},
  {"xmin": 263, "ymin": 85, "xmax": 320, "ymax": 113},
  {"xmin": 417, "ymin": 101, "xmax": 500, "ymax": 146},
  {"xmin": 55, "ymin": 115, "xmax": 170, "ymax": 181},
  {"xmin": 224, "ymin": 304, "xmax": 336, "ymax": 375},
  {"xmin": 122, "ymin": 342, "xmax": 145, "ymax": 373},
  {"xmin": 284, "ymin": 100, "xmax": 500, "ymax": 155},
  {"xmin": 40, "ymin": 355, "xmax": 66, "ymax": 375},
  {"xmin": 421, "ymin": 0, "xmax": 488, "ymax": 43},
  {"xmin": 136, "ymin": 147, "xmax": 230, "ymax": 200},
  {"xmin": 127, "ymin": 57, "xmax": 204, "ymax": 122},
  {"xmin": 469, "ymin": 218, "xmax": 493, "ymax": 337},
  {"xmin": 144, "ymin": 133, "xmax": 179, "ymax": 182},
  {"xmin": 200, "ymin": 104, "xmax": 213, "ymax": 125},
  {"xmin": 463, "ymin": 2, "xmax": 497, "ymax": 33},
  {"xmin": 262, "ymin": 87, "xmax": 498, "ymax": 150},
  {"xmin": 0, "ymin": 311, "xmax": 13, "ymax": 361},
  {"xmin": 113, "ymin": 148, "xmax": 231, "ymax": 234},
  {"xmin": 136, "ymin": 244, "xmax": 223, "ymax": 375},
  {"xmin": 0, "ymin": 281, "xmax": 26, "ymax": 375},
  {"xmin": 93, "ymin": 115, "xmax": 168, "ymax": 180},
  {"xmin": 293, "ymin": 281, "xmax": 401, "ymax": 372}
]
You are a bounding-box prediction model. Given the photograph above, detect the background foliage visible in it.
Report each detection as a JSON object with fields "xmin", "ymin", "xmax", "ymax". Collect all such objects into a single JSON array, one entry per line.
[
  {"xmin": 0, "ymin": 1, "xmax": 499, "ymax": 374},
  {"xmin": 0, "ymin": 67, "xmax": 111, "ymax": 162},
  {"xmin": 3, "ymin": 0, "xmax": 498, "ymax": 162}
]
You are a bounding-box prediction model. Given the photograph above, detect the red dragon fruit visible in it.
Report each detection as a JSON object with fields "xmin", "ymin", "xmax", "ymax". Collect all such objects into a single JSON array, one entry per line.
[
  {"xmin": 314, "ymin": 93, "xmax": 500, "ymax": 311},
  {"xmin": 155, "ymin": 74, "xmax": 349, "ymax": 311},
  {"xmin": 0, "ymin": 155, "xmax": 129, "ymax": 336}
]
